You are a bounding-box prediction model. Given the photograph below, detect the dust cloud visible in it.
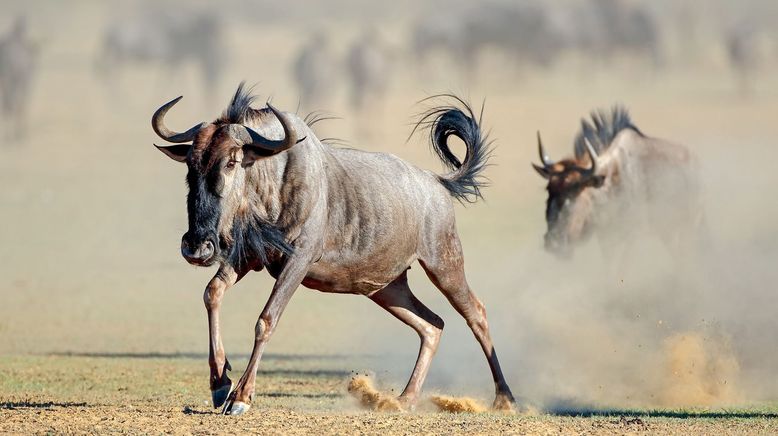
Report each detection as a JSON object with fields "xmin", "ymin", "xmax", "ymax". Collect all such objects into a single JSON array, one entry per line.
[
  {"xmin": 659, "ymin": 332, "xmax": 741, "ymax": 406},
  {"xmin": 347, "ymin": 375, "xmax": 404, "ymax": 412},
  {"xmin": 401, "ymin": 144, "xmax": 778, "ymax": 412},
  {"xmin": 429, "ymin": 395, "xmax": 488, "ymax": 414},
  {"xmin": 346, "ymin": 375, "xmax": 493, "ymax": 414}
]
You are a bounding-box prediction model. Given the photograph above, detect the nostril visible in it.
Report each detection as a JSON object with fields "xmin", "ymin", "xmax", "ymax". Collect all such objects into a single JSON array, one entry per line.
[
  {"xmin": 181, "ymin": 244, "xmax": 195, "ymax": 259},
  {"xmin": 181, "ymin": 238, "xmax": 191, "ymax": 254}
]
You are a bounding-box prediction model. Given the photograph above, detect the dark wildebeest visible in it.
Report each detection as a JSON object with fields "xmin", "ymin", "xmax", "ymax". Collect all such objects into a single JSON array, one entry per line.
[
  {"xmin": 345, "ymin": 30, "xmax": 391, "ymax": 112},
  {"xmin": 96, "ymin": 8, "xmax": 225, "ymax": 104},
  {"xmin": 532, "ymin": 107, "xmax": 701, "ymax": 257},
  {"xmin": 0, "ymin": 17, "xmax": 38, "ymax": 142},
  {"xmin": 292, "ymin": 33, "xmax": 339, "ymax": 111},
  {"xmin": 152, "ymin": 84, "xmax": 515, "ymax": 415}
]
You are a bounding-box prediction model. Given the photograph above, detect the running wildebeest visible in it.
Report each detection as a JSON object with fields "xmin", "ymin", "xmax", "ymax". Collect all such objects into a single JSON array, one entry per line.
[
  {"xmin": 152, "ymin": 84, "xmax": 516, "ymax": 415},
  {"xmin": 532, "ymin": 107, "xmax": 701, "ymax": 257},
  {"xmin": 96, "ymin": 8, "xmax": 225, "ymax": 104},
  {"xmin": 0, "ymin": 16, "xmax": 38, "ymax": 142}
]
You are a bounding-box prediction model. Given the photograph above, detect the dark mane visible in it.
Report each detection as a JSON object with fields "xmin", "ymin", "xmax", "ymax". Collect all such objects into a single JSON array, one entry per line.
[
  {"xmin": 573, "ymin": 106, "xmax": 642, "ymax": 158},
  {"xmin": 227, "ymin": 209, "xmax": 294, "ymax": 271},
  {"xmin": 218, "ymin": 81, "xmax": 267, "ymax": 125},
  {"xmin": 211, "ymin": 82, "xmax": 297, "ymax": 268}
]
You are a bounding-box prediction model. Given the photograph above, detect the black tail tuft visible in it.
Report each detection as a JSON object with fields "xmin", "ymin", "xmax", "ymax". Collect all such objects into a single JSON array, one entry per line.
[{"xmin": 412, "ymin": 95, "xmax": 492, "ymax": 203}]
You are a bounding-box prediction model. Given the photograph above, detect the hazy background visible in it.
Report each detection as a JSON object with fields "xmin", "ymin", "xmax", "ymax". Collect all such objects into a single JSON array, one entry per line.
[{"xmin": 1, "ymin": 0, "xmax": 777, "ymax": 411}]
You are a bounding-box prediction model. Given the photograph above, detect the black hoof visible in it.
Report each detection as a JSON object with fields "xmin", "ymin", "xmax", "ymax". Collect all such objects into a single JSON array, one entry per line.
[{"xmin": 211, "ymin": 383, "xmax": 232, "ymax": 409}]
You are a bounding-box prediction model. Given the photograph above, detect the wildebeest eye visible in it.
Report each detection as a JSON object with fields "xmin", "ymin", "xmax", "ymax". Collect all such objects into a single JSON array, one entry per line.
[{"xmin": 225, "ymin": 160, "xmax": 239, "ymax": 170}]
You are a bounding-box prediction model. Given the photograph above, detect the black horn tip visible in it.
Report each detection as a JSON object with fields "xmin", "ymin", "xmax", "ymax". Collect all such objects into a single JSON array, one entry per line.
[
  {"xmin": 166, "ymin": 95, "xmax": 184, "ymax": 106},
  {"xmin": 532, "ymin": 163, "xmax": 551, "ymax": 179}
]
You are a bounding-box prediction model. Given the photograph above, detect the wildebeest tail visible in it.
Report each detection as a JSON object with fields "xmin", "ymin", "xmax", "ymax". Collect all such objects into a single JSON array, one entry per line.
[{"xmin": 413, "ymin": 95, "xmax": 492, "ymax": 203}]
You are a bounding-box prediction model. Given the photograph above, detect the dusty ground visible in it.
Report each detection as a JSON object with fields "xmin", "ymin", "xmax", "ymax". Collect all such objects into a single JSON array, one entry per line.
[
  {"xmin": 3, "ymin": 355, "xmax": 778, "ymax": 435},
  {"xmin": 2, "ymin": 0, "xmax": 778, "ymax": 434}
]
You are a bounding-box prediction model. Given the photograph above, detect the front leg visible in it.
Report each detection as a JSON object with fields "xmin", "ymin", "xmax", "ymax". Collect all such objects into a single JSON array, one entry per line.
[
  {"xmin": 222, "ymin": 250, "xmax": 315, "ymax": 415},
  {"xmin": 204, "ymin": 265, "xmax": 246, "ymax": 408}
]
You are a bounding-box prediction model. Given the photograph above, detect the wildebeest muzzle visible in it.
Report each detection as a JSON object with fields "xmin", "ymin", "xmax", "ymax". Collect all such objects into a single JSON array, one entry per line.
[{"xmin": 181, "ymin": 231, "xmax": 218, "ymax": 266}]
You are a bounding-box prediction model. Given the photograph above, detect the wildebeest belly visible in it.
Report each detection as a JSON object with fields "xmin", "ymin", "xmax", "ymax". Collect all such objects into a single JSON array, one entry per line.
[
  {"xmin": 302, "ymin": 195, "xmax": 422, "ymax": 295},
  {"xmin": 301, "ymin": 252, "xmax": 417, "ymax": 295}
]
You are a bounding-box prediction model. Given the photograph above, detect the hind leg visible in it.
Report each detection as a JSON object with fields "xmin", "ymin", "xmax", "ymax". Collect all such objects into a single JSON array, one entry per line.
[
  {"xmin": 370, "ymin": 272, "xmax": 444, "ymax": 406},
  {"xmin": 420, "ymin": 231, "xmax": 515, "ymax": 410}
]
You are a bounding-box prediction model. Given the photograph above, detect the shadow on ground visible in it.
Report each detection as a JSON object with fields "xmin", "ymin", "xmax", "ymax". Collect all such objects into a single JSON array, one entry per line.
[
  {"xmin": 46, "ymin": 351, "xmax": 379, "ymax": 362},
  {"xmin": 1, "ymin": 401, "xmax": 89, "ymax": 410},
  {"xmin": 549, "ymin": 408, "xmax": 778, "ymax": 419}
]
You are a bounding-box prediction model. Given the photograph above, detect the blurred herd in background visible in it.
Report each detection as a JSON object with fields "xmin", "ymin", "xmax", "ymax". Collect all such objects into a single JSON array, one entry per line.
[{"xmin": 1, "ymin": 0, "xmax": 778, "ymax": 144}]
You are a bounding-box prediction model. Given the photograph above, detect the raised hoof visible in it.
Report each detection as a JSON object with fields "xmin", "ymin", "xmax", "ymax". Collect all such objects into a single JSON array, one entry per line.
[
  {"xmin": 211, "ymin": 383, "xmax": 233, "ymax": 409},
  {"xmin": 223, "ymin": 401, "xmax": 250, "ymax": 416}
]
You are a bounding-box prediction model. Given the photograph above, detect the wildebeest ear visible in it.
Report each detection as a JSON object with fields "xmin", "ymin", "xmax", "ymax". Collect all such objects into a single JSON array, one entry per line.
[
  {"xmin": 155, "ymin": 143, "xmax": 191, "ymax": 163},
  {"xmin": 532, "ymin": 163, "xmax": 551, "ymax": 179}
]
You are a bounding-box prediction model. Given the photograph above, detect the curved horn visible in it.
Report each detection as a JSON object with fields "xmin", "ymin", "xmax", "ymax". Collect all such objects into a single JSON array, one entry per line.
[
  {"xmin": 229, "ymin": 104, "xmax": 306, "ymax": 154},
  {"xmin": 152, "ymin": 96, "xmax": 206, "ymax": 143},
  {"xmin": 580, "ymin": 137, "xmax": 599, "ymax": 176},
  {"xmin": 537, "ymin": 131, "xmax": 554, "ymax": 168}
]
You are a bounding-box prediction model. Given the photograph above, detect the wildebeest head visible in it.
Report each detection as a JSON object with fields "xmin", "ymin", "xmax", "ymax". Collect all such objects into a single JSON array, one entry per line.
[
  {"xmin": 532, "ymin": 132, "xmax": 605, "ymax": 256},
  {"xmin": 152, "ymin": 86, "xmax": 302, "ymax": 267}
]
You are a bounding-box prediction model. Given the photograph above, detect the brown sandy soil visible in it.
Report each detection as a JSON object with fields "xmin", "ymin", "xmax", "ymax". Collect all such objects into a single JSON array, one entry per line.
[
  {"xmin": 7, "ymin": 406, "xmax": 777, "ymax": 436},
  {"xmin": 3, "ymin": 356, "xmax": 778, "ymax": 435}
]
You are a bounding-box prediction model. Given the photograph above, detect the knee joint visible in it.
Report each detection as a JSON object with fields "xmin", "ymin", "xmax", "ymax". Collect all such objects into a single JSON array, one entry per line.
[
  {"xmin": 467, "ymin": 308, "xmax": 489, "ymax": 334},
  {"xmin": 421, "ymin": 317, "xmax": 444, "ymax": 345},
  {"xmin": 255, "ymin": 317, "xmax": 272, "ymax": 342},
  {"xmin": 203, "ymin": 284, "xmax": 225, "ymax": 310}
]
